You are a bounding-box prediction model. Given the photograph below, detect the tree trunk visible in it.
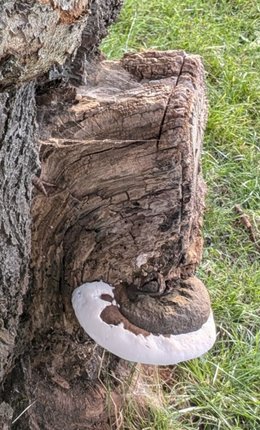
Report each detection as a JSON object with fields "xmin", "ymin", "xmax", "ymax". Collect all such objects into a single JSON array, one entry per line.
[
  {"xmin": 0, "ymin": 1, "xmax": 122, "ymax": 428},
  {"xmin": 0, "ymin": 3, "xmax": 209, "ymax": 429}
]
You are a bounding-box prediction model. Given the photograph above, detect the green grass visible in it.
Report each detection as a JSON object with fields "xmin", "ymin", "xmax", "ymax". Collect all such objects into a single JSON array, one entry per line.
[{"xmin": 102, "ymin": 0, "xmax": 260, "ymax": 429}]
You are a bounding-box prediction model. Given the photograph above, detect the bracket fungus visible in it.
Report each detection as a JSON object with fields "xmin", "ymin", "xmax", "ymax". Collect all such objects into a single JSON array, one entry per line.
[{"xmin": 72, "ymin": 280, "xmax": 216, "ymax": 365}]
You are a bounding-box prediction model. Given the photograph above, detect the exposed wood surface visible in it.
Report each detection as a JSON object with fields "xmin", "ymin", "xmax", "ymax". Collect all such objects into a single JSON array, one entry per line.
[
  {"xmin": 32, "ymin": 51, "xmax": 207, "ymax": 337},
  {"xmin": 0, "ymin": 50, "xmax": 209, "ymax": 429}
]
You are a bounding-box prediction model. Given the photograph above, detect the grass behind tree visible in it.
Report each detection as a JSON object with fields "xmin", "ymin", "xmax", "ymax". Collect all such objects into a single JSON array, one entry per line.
[{"xmin": 101, "ymin": 1, "xmax": 260, "ymax": 428}]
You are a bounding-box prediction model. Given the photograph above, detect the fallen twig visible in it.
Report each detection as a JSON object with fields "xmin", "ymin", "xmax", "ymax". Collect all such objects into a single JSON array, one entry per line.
[
  {"xmin": 11, "ymin": 400, "xmax": 37, "ymax": 425},
  {"xmin": 234, "ymin": 204, "xmax": 260, "ymax": 251}
]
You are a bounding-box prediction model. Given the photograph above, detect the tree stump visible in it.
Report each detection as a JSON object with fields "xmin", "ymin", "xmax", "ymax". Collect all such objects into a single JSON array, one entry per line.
[
  {"xmin": 2, "ymin": 50, "xmax": 211, "ymax": 428},
  {"xmin": 1, "ymin": 2, "xmax": 212, "ymax": 421}
]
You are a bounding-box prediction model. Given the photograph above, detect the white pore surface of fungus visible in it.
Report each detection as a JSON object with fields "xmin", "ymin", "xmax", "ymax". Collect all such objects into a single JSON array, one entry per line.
[{"xmin": 72, "ymin": 281, "xmax": 216, "ymax": 365}]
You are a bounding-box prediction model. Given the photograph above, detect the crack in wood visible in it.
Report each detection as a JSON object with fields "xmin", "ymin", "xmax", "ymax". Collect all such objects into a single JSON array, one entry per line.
[{"xmin": 156, "ymin": 55, "xmax": 186, "ymax": 152}]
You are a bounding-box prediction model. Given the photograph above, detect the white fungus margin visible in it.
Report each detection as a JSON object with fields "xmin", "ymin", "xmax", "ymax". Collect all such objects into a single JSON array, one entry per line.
[{"xmin": 72, "ymin": 281, "xmax": 216, "ymax": 365}]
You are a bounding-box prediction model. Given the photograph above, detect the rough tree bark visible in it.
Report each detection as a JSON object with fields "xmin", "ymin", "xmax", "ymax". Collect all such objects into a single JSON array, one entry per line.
[{"xmin": 0, "ymin": 2, "xmax": 208, "ymax": 430}]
